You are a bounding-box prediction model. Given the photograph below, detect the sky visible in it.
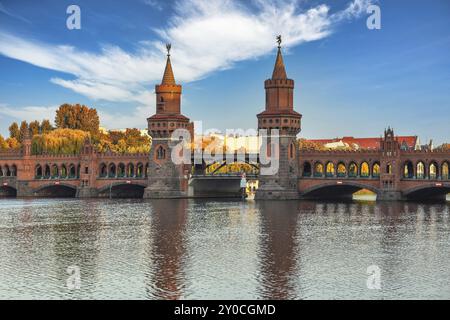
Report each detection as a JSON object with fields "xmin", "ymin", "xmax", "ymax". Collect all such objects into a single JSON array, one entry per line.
[{"xmin": 0, "ymin": 0, "xmax": 449, "ymax": 145}]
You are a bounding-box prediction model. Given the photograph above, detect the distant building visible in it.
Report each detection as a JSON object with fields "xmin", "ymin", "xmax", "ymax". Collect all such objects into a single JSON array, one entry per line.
[
  {"xmin": 99, "ymin": 127, "xmax": 150, "ymax": 137},
  {"xmin": 306, "ymin": 135, "xmax": 420, "ymax": 151}
]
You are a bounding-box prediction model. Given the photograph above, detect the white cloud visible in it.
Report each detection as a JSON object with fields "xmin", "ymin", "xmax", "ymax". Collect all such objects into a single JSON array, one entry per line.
[
  {"xmin": 0, "ymin": 2, "xmax": 31, "ymax": 24},
  {"xmin": 0, "ymin": 105, "xmax": 58, "ymax": 123},
  {"xmin": 0, "ymin": 0, "xmax": 372, "ymax": 129},
  {"xmin": 141, "ymin": 0, "xmax": 163, "ymax": 11}
]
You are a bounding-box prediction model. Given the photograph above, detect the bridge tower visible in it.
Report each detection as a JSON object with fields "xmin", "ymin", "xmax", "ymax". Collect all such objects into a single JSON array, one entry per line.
[
  {"xmin": 255, "ymin": 37, "xmax": 302, "ymax": 200},
  {"xmin": 378, "ymin": 127, "xmax": 402, "ymax": 200},
  {"xmin": 143, "ymin": 44, "xmax": 192, "ymax": 198}
]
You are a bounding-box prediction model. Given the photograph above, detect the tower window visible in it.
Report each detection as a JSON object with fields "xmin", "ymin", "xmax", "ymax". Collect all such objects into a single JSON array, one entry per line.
[{"xmin": 156, "ymin": 146, "xmax": 166, "ymax": 160}]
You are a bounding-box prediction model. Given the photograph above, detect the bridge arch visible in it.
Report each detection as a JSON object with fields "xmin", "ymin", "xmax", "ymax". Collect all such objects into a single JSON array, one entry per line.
[
  {"xmin": 33, "ymin": 183, "xmax": 77, "ymax": 197},
  {"xmin": 403, "ymin": 183, "xmax": 450, "ymax": 201},
  {"xmin": 301, "ymin": 181, "xmax": 381, "ymax": 200},
  {"xmin": 97, "ymin": 181, "xmax": 147, "ymax": 198},
  {"xmin": 0, "ymin": 185, "xmax": 17, "ymax": 197}
]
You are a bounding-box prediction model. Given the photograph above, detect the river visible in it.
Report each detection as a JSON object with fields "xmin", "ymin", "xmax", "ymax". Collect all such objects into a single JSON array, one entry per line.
[{"xmin": 0, "ymin": 198, "xmax": 449, "ymax": 299}]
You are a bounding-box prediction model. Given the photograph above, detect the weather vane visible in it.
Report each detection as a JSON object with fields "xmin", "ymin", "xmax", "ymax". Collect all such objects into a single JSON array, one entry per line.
[
  {"xmin": 276, "ymin": 35, "xmax": 282, "ymax": 48},
  {"xmin": 166, "ymin": 43, "xmax": 171, "ymax": 56}
]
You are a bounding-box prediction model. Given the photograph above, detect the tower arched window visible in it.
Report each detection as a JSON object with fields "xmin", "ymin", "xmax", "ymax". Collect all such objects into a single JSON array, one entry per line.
[{"xmin": 156, "ymin": 146, "xmax": 166, "ymax": 160}]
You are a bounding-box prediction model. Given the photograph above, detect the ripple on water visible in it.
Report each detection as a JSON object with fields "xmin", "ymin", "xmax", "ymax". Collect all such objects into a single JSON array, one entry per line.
[{"xmin": 0, "ymin": 198, "xmax": 449, "ymax": 299}]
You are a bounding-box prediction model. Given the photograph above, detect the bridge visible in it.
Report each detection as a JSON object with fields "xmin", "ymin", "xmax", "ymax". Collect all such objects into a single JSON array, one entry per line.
[{"xmin": 1, "ymin": 40, "xmax": 449, "ymax": 201}]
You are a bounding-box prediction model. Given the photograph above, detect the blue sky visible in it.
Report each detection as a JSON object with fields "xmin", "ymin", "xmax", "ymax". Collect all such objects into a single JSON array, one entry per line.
[{"xmin": 0, "ymin": 0, "xmax": 449, "ymax": 145}]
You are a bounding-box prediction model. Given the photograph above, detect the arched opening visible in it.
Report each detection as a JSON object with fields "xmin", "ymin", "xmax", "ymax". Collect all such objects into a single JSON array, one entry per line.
[
  {"xmin": 372, "ymin": 162, "xmax": 380, "ymax": 178},
  {"xmin": 117, "ymin": 163, "xmax": 126, "ymax": 177},
  {"xmin": 337, "ymin": 162, "xmax": 347, "ymax": 177},
  {"xmin": 406, "ymin": 185, "xmax": 450, "ymax": 201},
  {"xmin": 302, "ymin": 162, "xmax": 312, "ymax": 177},
  {"xmin": 325, "ymin": 162, "xmax": 335, "ymax": 177},
  {"xmin": 60, "ymin": 165, "xmax": 67, "ymax": 178},
  {"xmin": 289, "ymin": 142, "xmax": 295, "ymax": 159},
  {"xmin": 68, "ymin": 164, "xmax": 76, "ymax": 179},
  {"xmin": 99, "ymin": 163, "xmax": 107, "ymax": 177},
  {"xmin": 44, "ymin": 165, "xmax": 51, "ymax": 179},
  {"xmin": 34, "ymin": 185, "xmax": 77, "ymax": 198},
  {"xmin": 302, "ymin": 183, "xmax": 379, "ymax": 200},
  {"xmin": 386, "ymin": 163, "xmax": 392, "ymax": 174},
  {"xmin": 98, "ymin": 184, "xmax": 145, "ymax": 198},
  {"xmin": 403, "ymin": 161, "xmax": 414, "ymax": 179},
  {"xmin": 314, "ymin": 162, "xmax": 323, "ymax": 177},
  {"xmin": 10, "ymin": 165, "xmax": 17, "ymax": 177},
  {"xmin": 108, "ymin": 163, "xmax": 116, "ymax": 178},
  {"xmin": 429, "ymin": 162, "xmax": 438, "ymax": 180},
  {"xmin": 417, "ymin": 161, "xmax": 425, "ymax": 179},
  {"xmin": 442, "ymin": 162, "xmax": 449, "ymax": 180},
  {"xmin": 35, "ymin": 165, "xmax": 43, "ymax": 179},
  {"xmin": 126, "ymin": 163, "xmax": 135, "ymax": 177},
  {"xmin": 0, "ymin": 186, "xmax": 17, "ymax": 198},
  {"xmin": 145, "ymin": 163, "xmax": 149, "ymax": 177},
  {"xmin": 0, "ymin": 165, "xmax": 3, "ymax": 177},
  {"xmin": 51, "ymin": 164, "xmax": 59, "ymax": 179},
  {"xmin": 348, "ymin": 162, "xmax": 358, "ymax": 178},
  {"xmin": 360, "ymin": 162, "xmax": 370, "ymax": 178},
  {"xmin": 156, "ymin": 145, "xmax": 166, "ymax": 160},
  {"xmin": 136, "ymin": 163, "xmax": 144, "ymax": 178},
  {"xmin": 4, "ymin": 165, "xmax": 10, "ymax": 177}
]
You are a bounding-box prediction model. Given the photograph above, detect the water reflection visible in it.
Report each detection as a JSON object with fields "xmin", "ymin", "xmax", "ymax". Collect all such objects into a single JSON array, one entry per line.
[
  {"xmin": 145, "ymin": 200, "xmax": 187, "ymax": 299},
  {"xmin": 0, "ymin": 198, "xmax": 449, "ymax": 299},
  {"xmin": 257, "ymin": 201, "xmax": 300, "ymax": 299}
]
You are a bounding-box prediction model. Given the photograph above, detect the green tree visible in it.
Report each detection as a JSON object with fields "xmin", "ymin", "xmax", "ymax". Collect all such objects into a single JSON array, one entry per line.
[
  {"xmin": 41, "ymin": 119, "xmax": 53, "ymax": 134},
  {"xmin": 19, "ymin": 121, "xmax": 29, "ymax": 142},
  {"xmin": 9, "ymin": 122, "xmax": 19, "ymax": 140},
  {"xmin": 55, "ymin": 103, "xmax": 100, "ymax": 134},
  {"xmin": 29, "ymin": 120, "xmax": 40, "ymax": 136}
]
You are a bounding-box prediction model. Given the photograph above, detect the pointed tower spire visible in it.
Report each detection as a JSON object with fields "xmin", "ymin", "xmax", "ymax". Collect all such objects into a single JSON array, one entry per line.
[
  {"xmin": 272, "ymin": 35, "xmax": 287, "ymax": 80},
  {"xmin": 161, "ymin": 43, "xmax": 176, "ymax": 85}
]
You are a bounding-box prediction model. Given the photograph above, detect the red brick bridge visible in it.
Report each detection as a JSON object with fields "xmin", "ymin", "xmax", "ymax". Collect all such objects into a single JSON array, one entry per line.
[{"xmin": 1, "ymin": 41, "xmax": 449, "ymax": 201}]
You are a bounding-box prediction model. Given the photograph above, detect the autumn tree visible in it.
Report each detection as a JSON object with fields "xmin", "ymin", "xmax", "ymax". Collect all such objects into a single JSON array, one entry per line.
[
  {"xmin": 0, "ymin": 134, "xmax": 8, "ymax": 150},
  {"xmin": 9, "ymin": 122, "xmax": 19, "ymax": 140},
  {"xmin": 55, "ymin": 104, "xmax": 100, "ymax": 135},
  {"xmin": 298, "ymin": 138, "xmax": 327, "ymax": 151},
  {"xmin": 29, "ymin": 120, "xmax": 40, "ymax": 136},
  {"xmin": 19, "ymin": 121, "xmax": 29, "ymax": 143},
  {"xmin": 32, "ymin": 128, "xmax": 90, "ymax": 155},
  {"xmin": 6, "ymin": 137, "xmax": 20, "ymax": 149},
  {"xmin": 41, "ymin": 119, "xmax": 53, "ymax": 134}
]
